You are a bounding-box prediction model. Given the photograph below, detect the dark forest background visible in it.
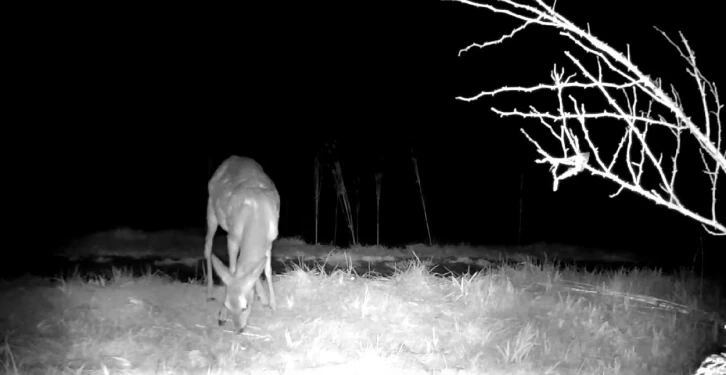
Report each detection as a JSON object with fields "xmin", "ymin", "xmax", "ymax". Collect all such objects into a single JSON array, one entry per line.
[{"xmin": 7, "ymin": 0, "xmax": 724, "ymax": 264}]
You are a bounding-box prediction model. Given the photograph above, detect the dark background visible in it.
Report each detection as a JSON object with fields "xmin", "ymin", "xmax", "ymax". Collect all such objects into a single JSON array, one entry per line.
[{"xmin": 8, "ymin": 1, "xmax": 724, "ymax": 265}]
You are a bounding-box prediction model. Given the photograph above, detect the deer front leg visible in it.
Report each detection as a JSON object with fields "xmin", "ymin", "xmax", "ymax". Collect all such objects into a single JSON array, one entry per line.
[
  {"xmin": 217, "ymin": 307, "xmax": 228, "ymax": 327},
  {"xmin": 254, "ymin": 279, "xmax": 269, "ymax": 307}
]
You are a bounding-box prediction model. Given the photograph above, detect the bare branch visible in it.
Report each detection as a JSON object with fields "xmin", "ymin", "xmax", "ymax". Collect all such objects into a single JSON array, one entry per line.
[{"xmin": 453, "ymin": 0, "xmax": 725, "ymax": 235}]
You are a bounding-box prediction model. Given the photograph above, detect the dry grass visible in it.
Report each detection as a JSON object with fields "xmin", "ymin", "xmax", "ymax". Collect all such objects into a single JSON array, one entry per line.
[{"xmin": 1, "ymin": 253, "xmax": 723, "ymax": 374}]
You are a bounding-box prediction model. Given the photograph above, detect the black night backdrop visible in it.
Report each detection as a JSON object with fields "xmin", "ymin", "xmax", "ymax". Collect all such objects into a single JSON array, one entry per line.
[{"xmin": 5, "ymin": 0, "xmax": 726, "ymax": 373}]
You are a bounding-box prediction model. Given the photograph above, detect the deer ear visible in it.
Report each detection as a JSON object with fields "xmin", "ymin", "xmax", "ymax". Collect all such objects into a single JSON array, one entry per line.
[
  {"xmin": 250, "ymin": 256, "xmax": 268, "ymax": 277},
  {"xmin": 211, "ymin": 254, "xmax": 234, "ymax": 285},
  {"xmin": 238, "ymin": 256, "xmax": 268, "ymax": 290}
]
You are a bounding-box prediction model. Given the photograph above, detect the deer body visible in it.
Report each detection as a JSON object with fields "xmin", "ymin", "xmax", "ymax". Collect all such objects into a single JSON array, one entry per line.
[{"xmin": 204, "ymin": 156, "xmax": 279, "ymax": 333}]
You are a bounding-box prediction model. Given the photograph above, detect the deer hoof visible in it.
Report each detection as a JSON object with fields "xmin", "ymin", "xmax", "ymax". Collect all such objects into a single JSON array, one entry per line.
[{"xmin": 217, "ymin": 309, "xmax": 228, "ymax": 327}]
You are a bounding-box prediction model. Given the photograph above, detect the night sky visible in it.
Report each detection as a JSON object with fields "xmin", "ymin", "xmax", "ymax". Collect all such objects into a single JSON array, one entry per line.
[{"xmin": 11, "ymin": 1, "xmax": 725, "ymax": 264}]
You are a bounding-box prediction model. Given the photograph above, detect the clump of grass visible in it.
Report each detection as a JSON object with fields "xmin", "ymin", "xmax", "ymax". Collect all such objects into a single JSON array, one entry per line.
[{"xmin": 1, "ymin": 254, "xmax": 722, "ymax": 374}]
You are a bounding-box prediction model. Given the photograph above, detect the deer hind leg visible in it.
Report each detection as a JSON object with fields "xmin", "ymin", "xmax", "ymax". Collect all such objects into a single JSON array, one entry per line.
[
  {"xmin": 264, "ymin": 249, "xmax": 276, "ymax": 311},
  {"xmin": 204, "ymin": 201, "xmax": 219, "ymax": 301}
]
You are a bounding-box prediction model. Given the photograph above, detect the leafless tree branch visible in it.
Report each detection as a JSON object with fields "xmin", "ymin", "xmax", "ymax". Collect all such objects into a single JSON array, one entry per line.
[{"xmin": 451, "ymin": 0, "xmax": 725, "ymax": 235}]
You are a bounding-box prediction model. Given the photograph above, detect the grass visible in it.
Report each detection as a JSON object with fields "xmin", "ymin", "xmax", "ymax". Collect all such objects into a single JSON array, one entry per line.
[{"xmin": 1, "ymin": 247, "xmax": 724, "ymax": 374}]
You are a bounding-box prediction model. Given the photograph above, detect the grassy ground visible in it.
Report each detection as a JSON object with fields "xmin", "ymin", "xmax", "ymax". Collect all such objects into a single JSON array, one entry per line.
[{"xmin": 1, "ymin": 242, "xmax": 724, "ymax": 374}]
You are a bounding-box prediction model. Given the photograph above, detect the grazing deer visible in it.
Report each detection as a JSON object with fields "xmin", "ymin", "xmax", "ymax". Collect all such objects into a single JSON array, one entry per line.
[{"xmin": 204, "ymin": 156, "xmax": 280, "ymax": 333}]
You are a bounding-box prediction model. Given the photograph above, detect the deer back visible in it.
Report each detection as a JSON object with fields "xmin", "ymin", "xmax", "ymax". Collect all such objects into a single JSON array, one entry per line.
[{"xmin": 208, "ymin": 156, "xmax": 280, "ymax": 270}]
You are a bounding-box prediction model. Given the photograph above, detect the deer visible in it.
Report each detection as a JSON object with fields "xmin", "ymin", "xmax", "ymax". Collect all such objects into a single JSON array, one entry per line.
[{"xmin": 203, "ymin": 156, "xmax": 280, "ymax": 333}]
